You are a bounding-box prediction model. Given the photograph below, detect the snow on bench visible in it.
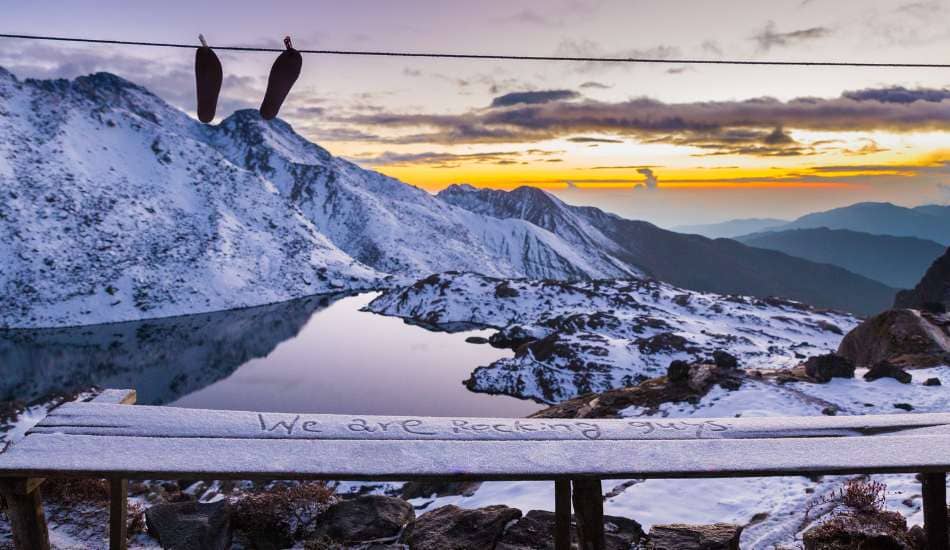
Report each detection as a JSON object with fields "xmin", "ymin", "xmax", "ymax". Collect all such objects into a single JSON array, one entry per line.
[{"xmin": 0, "ymin": 389, "xmax": 948, "ymax": 550}]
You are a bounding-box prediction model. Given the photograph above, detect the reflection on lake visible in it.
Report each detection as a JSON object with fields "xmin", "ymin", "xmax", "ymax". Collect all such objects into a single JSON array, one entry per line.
[{"xmin": 0, "ymin": 293, "xmax": 539, "ymax": 417}]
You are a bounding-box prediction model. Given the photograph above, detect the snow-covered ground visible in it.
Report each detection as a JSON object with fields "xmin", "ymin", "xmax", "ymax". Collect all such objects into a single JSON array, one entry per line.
[
  {"xmin": 402, "ymin": 366, "xmax": 950, "ymax": 548},
  {"xmin": 368, "ymin": 272, "xmax": 859, "ymax": 402}
]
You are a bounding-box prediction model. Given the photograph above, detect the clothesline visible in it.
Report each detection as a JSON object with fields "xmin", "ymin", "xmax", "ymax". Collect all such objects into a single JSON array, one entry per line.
[{"xmin": 2, "ymin": 32, "xmax": 949, "ymax": 68}]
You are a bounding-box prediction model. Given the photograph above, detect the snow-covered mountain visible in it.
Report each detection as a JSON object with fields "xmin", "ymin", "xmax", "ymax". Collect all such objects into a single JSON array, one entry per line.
[
  {"xmin": 438, "ymin": 185, "xmax": 896, "ymax": 315},
  {"xmin": 0, "ymin": 69, "xmax": 382, "ymax": 327},
  {"xmin": 368, "ymin": 271, "xmax": 859, "ymax": 402},
  {"xmin": 0, "ymin": 68, "xmax": 635, "ymax": 328},
  {"xmin": 0, "ymin": 67, "xmax": 898, "ymax": 327}
]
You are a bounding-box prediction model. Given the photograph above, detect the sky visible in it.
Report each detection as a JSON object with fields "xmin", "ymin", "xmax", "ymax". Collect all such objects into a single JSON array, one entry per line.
[{"xmin": 2, "ymin": 0, "xmax": 950, "ymax": 226}]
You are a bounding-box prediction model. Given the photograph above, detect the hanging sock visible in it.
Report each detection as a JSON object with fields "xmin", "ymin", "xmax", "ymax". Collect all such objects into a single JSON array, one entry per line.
[
  {"xmin": 260, "ymin": 36, "xmax": 302, "ymax": 120},
  {"xmin": 194, "ymin": 34, "xmax": 223, "ymax": 123}
]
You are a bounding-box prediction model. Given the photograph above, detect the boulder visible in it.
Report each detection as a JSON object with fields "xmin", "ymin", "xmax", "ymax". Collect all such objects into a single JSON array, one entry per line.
[
  {"xmin": 314, "ymin": 495, "xmax": 413, "ymax": 544},
  {"xmin": 145, "ymin": 500, "xmax": 232, "ymax": 550},
  {"xmin": 711, "ymin": 350, "xmax": 739, "ymax": 369},
  {"xmin": 863, "ymin": 360, "xmax": 913, "ymax": 384},
  {"xmin": 407, "ymin": 504, "xmax": 522, "ymax": 550},
  {"xmin": 687, "ymin": 364, "xmax": 719, "ymax": 393},
  {"xmin": 837, "ymin": 309, "xmax": 950, "ymax": 368},
  {"xmin": 894, "ymin": 247, "xmax": 950, "ymax": 312},
  {"xmin": 401, "ymin": 480, "xmax": 482, "ymax": 500},
  {"xmin": 495, "ymin": 509, "xmax": 643, "ymax": 550},
  {"xmin": 646, "ymin": 523, "xmax": 742, "ymax": 549},
  {"xmin": 802, "ymin": 510, "xmax": 917, "ymax": 549},
  {"xmin": 804, "ymin": 354, "xmax": 855, "ymax": 383},
  {"xmin": 667, "ymin": 360, "xmax": 691, "ymax": 384}
]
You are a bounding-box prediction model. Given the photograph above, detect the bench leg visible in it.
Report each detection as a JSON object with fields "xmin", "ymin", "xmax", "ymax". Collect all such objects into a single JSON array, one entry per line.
[
  {"xmin": 922, "ymin": 472, "xmax": 948, "ymax": 550},
  {"xmin": 554, "ymin": 480, "xmax": 572, "ymax": 550},
  {"xmin": 0, "ymin": 478, "xmax": 50, "ymax": 550},
  {"xmin": 109, "ymin": 478, "xmax": 128, "ymax": 550},
  {"xmin": 572, "ymin": 478, "xmax": 605, "ymax": 550}
]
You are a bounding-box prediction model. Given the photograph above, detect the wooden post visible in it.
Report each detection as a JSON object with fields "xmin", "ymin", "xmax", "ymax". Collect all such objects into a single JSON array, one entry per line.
[
  {"xmin": 0, "ymin": 478, "xmax": 50, "ymax": 550},
  {"xmin": 109, "ymin": 478, "xmax": 128, "ymax": 550},
  {"xmin": 571, "ymin": 478, "xmax": 605, "ymax": 550},
  {"xmin": 922, "ymin": 472, "xmax": 948, "ymax": 550},
  {"xmin": 554, "ymin": 480, "xmax": 572, "ymax": 550}
]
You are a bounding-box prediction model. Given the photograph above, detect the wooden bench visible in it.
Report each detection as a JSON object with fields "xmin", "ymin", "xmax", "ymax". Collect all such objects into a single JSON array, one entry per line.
[{"xmin": 0, "ymin": 388, "xmax": 948, "ymax": 550}]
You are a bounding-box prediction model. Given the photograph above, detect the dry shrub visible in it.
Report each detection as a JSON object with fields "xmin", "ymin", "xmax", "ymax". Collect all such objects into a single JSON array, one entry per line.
[
  {"xmin": 232, "ymin": 481, "xmax": 336, "ymax": 545},
  {"xmin": 41, "ymin": 478, "xmax": 111, "ymax": 505}
]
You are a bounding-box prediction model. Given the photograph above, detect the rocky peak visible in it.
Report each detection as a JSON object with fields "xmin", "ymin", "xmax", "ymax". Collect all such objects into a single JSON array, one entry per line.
[{"xmin": 895, "ymin": 246, "xmax": 950, "ymax": 312}]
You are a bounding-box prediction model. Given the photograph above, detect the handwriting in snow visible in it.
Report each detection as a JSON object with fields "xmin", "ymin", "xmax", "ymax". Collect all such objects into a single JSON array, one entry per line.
[{"xmin": 257, "ymin": 414, "xmax": 730, "ymax": 440}]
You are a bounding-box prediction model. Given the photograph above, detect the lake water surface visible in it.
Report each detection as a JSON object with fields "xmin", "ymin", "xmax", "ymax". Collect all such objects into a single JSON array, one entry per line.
[{"xmin": 0, "ymin": 293, "xmax": 540, "ymax": 418}]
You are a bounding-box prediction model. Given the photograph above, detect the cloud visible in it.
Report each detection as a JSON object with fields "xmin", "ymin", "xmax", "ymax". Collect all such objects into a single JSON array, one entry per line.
[
  {"xmin": 811, "ymin": 164, "xmax": 920, "ymax": 173},
  {"xmin": 843, "ymin": 86, "xmax": 950, "ymax": 104},
  {"xmin": 567, "ymin": 136, "xmax": 624, "ymax": 144},
  {"xmin": 700, "ymin": 40, "xmax": 724, "ymax": 56},
  {"xmin": 752, "ymin": 21, "xmax": 833, "ymax": 51},
  {"xmin": 636, "ymin": 168, "xmax": 659, "ymax": 190},
  {"xmin": 553, "ymin": 39, "xmax": 681, "ymax": 72},
  {"xmin": 333, "ymin": 85, "xmax": 950, "ymax": 154},
  {"xmin": 354, "ymin": 150, "xmax": 524, "ymax": 168},
  {"xmin": 490, "ymin": 90, "xmax": 580, "ymax": 107},
  {"xmin": 498, "ymin": 9, "xmax": 560, "ymax": 27},
  {"xmin": 579, "ymin": 81, "xmax": 611, "ymax": 89}
]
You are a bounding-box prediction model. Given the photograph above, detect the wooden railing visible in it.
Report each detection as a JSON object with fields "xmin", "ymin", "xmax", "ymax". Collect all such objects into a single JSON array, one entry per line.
[{"xmin": 0, "ymin": 389, "xmax": 948, "ymax": 550}]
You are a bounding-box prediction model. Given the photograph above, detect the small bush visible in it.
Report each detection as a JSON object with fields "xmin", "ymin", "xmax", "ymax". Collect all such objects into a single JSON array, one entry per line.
[
  {"xmin": 232, "ymin": 481, "xmax": 336, "ymax": 545},
  {"xmin": 42, "ymin": 478, "xmax": 111, "ymax": 505},
  {"xmin": 807, "ymin": 479, "xmax": 888, "ymax": 520}
]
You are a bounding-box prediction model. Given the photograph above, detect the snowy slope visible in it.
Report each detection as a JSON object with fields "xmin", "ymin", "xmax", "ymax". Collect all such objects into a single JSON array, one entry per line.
[
  {"xmin": 368, "ymin": 272, "xmax": 859, "ymax": 402},
  {"xmin": 208, "ymin": 112, "xmax": 638, "ymax": 281},
  {"xmin": 0, "ymin": 68, "xmax": 636, "ymax": 327},
  {"xmin": 0, "ymin": 69, "xmax": 381, "ymax": 328}
]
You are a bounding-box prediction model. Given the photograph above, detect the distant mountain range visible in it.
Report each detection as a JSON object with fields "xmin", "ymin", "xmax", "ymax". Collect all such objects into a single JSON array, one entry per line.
[
  {"xmin": 0, "ymin": 67, "xmax": 898, "ymax": 326},
  {"xmin": 440, "ymin": 185, "xmax": 895, "ymax": 315},
  {"xmin": 673, "ymin": 218, "xmax": 788, "ymax": 239},
  {"xmin": 782, "ymin": 202, "xmax": 950, "ymax": 245},
  {"xmin": 736, "ymin": 228, "xmax": 947, "ymax": 289},
  {"xmin": 680, "ymin": 202, "xmax": 950, "ymax": 245}
]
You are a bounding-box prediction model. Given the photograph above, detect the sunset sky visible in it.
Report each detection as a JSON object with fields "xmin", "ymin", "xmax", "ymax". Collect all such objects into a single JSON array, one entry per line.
[{"xmin": 3, "ymin": 0, "xmax": 950, "ymax": 225}]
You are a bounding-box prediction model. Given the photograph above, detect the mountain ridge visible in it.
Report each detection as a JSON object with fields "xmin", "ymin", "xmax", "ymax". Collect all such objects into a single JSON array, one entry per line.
[
  {"xmin": 736, "ymin": 227, "xmax": 946, "ymax": 288},
  {"xmin": 438, "ymin": 184, "xmax": 896, "ymax": 315}
]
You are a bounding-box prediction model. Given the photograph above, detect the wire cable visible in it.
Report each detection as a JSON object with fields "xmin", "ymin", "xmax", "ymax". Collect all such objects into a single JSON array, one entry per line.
[{"xmin": 1, "ymin": 32, "xmax": 949, "ymax": 68}]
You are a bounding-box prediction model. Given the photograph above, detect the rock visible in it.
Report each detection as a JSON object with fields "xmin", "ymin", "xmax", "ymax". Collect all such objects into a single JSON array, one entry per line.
[
  {"xmin": 667, "ymin": 360, "xmax": 691, "ymax": 384},
  {"xmin": 838, "ymin": 309, "xmax": 950, "ymax": 368},
  {"xmin": 711, "ymin": 350, "xmax": 739, "ymax": 369},
  {"xmin": 894, "ymin": 403, "xmax": 914, "ymax": 411},
  {"xmin": 864, "ymin": 360, "xmax": 913, "ymax": 384},
  {"xmin": 924, "ymin": 377, "xmax": 942, "ymax": 386},
  {"xmin": 687, "ymin": 364, "xmax": 719, "ymax": 393},
  {"xmin": 802, "ymin": 510, "xmax": 917, "ymax": 549},
  {"xmin": 647, "ymin": 523, "xmax": 742, "ymax": 549},
  {"xmin": 894, "ymin": 247, "xmax": 950, "ymax": 312},
  {"xmin": 400, "ymin": 480, "xmax": 482, "ymax": 500},
  {"xmin": 465, "ymin": 336, "xmax": 489, "ymax": 344},
  {"xmin": 804, "ymin": 354, "xmax": 855, "ymax": 383},
  {"xmin": 145, "ymin": 500, "xmax": 232, "ymax": 550},
  {"xmin": 407, "ymin": 504, "xmax": 522, "ymax": 550},
  {"xmin": 315, "ymin": 495, "xmax": 413, "ymax": 544},
  {"xmin": 496, "ymin": 509, "xmax": 644, "ymax": 549}
]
